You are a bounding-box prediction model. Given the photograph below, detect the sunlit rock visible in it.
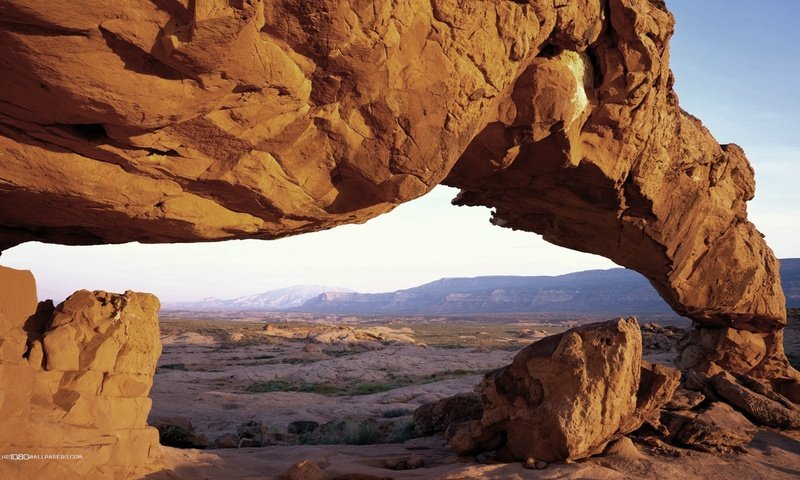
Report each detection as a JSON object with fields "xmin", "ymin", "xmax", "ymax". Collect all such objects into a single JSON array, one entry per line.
[{"xmin": 0, "ymin": 266, "xmax": 162, "ymax": 479}]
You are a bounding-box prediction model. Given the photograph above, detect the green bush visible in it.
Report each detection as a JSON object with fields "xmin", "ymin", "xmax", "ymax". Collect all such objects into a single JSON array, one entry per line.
[
  {"xmin": 347, "ymin": 382, "xmax": 399, "ymax": 396},
  {"xmin": 298, "ymin": 383, "xmax": 340, "ymax": 395},
  {"xmin": 244, "ymin": 380, "xmax": 294, "ymax": 393}
]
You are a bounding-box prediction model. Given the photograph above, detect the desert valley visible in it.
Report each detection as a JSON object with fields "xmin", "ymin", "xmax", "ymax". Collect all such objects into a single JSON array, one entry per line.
[{"xmin": 146, "ymin": 307, "xmax": 800, "ymax": 479}]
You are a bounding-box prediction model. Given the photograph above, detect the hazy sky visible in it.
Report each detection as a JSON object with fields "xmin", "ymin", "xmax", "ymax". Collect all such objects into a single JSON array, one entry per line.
[{"xmin": 3, "ymin": 0, "xmax": 798, "ymax": 302}]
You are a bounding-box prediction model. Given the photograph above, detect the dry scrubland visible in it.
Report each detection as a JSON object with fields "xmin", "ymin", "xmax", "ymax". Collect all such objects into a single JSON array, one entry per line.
[
  {"xmin": 150, "ymin": 314, "xmax": 564, "ymax": 446},
  {"xmin": 147, "ymin": 311, "xmax": 800, "ymax": 479}
]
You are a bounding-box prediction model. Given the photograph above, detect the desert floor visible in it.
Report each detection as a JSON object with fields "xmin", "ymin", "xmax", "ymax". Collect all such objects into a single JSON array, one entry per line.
[{"xmin": 147, "ymin": 312, "xmax": 800, "ymax": 479}]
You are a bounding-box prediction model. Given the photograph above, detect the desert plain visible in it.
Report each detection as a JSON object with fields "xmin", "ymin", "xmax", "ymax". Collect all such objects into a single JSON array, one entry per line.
[{"xmin": 146, "ymin": 310, "xmax": 800, "ymax": 479}]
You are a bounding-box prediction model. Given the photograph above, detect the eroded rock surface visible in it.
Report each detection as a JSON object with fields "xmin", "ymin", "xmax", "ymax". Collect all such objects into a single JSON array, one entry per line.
[
  {"xmin": 660, "ymin": 402, "xmax": 757, "ymax": 453},
  {"xmin": 413, "ymin": 392, "xmax": 483, "ymax": 436},
  {"xmin": 677, "ymin": 326, "xmax": 797, "ymax": 388},
  {"xmin": 0, "ymin": 266, "xmax": 162, "ymax": 479},
  {"xmin": 710, "ymin": 372, "xmax": 800, "ymax": 428},
  {"xmin": 1, "ymin": 0, "xmax": 557, "ymax": 247},
  {"xmin": 446, "ymin": 318, "xmax": 678, "ymax": 462},
  {"xmin": 0, "ymin": 0, "xmax": 790, "ymax": 360}
]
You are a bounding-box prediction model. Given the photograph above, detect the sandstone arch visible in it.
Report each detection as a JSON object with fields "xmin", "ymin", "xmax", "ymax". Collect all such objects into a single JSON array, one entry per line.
[{"xmin": 0, "ymin": 0, "xmax": 796, "ymax": 391}]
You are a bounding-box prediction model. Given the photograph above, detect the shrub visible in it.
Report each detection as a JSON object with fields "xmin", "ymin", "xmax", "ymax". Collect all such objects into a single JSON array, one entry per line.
[
  {"xmin": 390, "ymin": 420, "xmax": 416, "ymax": 443},
  {"xmin": 347, "ymin": 382, "xmax": 399, "ymax": 396},
  {"xmin": 158, "ymin": 363, "xmax": 187, "ymax": 371},
  {"xmin": 298, "ymin": 383, "xmax": 340, "ymax": 395},
  {"xmin": 347, "ymin": 422, "xmax": 382, "ymax": 445},
  {"xmin": 244, "ymin": 380, "xmax": 294, "ymax": 393},
  {"xmin": 382, "ymin": 408, "xmax": 413, "ymax": 419}
]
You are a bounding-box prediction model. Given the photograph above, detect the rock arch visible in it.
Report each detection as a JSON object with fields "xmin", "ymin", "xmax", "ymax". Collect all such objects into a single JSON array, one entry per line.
[{"xmin": 0, "ymin": 0, "xmax": 795, "ymax": 391}]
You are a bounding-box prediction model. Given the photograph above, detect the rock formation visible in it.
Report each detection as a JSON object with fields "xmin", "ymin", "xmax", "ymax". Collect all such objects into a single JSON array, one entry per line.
[
  {"xmin": 0, "ymin": 0, "xmax": 794, "ymax": 385},
  {"xmin": 0, "ymin": 266, "xmax": 162, "ymax": 479},
  {"xmin": 445, "ymin": 318, "xmax": 680, "ymax": 462},
  {"xmin": 660, "ymin": 402, "xmax": 757, "ymax": 453},
  {"xmin": 412, "ymin": 393, "xmax": 483, "ymax": 437}
]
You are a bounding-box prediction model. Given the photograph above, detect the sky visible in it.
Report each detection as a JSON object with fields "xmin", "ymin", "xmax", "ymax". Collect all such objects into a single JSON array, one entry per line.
[{"xmin": 2, "ymin": 0, "xmax": 798, "ymax": 303}]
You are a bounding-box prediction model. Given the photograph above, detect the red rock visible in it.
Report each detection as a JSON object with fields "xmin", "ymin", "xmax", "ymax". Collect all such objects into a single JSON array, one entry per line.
[
  {"xmin": 0, "ymin": 0, "xmax": 793, "ymax": 384},
  {"xmin": 413, "ymin": 393, "xmax": 483, "ymax": 436},
  {"xmin": 449, "ymin": 318, "xmax": 644, "ymax": 462},
  {"xmin": 661, "ymin": 402, "xmax": 757, "ymax": 453},
  {"xmin": 0, "ymin": 266, "xmax": 163, "ymax": 479},
  {"xmin": 710, "ymin": 372, "xmax": 800, "ymax": 428}
]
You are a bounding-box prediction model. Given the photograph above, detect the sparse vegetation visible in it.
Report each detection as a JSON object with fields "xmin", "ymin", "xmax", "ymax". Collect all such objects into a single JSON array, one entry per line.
[
  {"xmin": 348, "ymin": 422, "xmax": 383, "ymax": 445},
  {"xmin": 298, "ymin": 419, "xmax": 383, "ymax": 445},
  {"xmin": 301, "ymin": 383, "xmax": 340, "ymax": 395},
  {"xmin": 390, "ymin": 420, "xmax": 416, "ymax": 443},
  {"xmin": 404, "ymin": 322, "xmax": 564, "ymax": 350},
  {"xmin": 244, "ymin": 380, "xmax": 295, "ymax": 393},
  {"xmin": 324, "ymin": 349, "xmax": 363, "ymax": 357},
  {"xmin": 158, "ymin": 363, "xmax": 187, "ymax": 371},
  {"xmin": 381, "ymin": 408, "xmax": 413, "ymax": 419},
  {"xmin": 348, "ymin": 382, "xmax": 399, "ymax": 396},
  {"xmin": 244, "ymin": 379, "xmax": 398, "ymax": 396},
  {"xmin": 243, "ymin": 368, "xmax": 485, "ymax": 397}
]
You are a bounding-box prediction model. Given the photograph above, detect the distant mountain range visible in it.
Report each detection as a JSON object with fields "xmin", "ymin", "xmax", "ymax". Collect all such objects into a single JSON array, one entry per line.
[
  {"xmin": 164, "ymin": 259, "xmax": 800, "ymax": 315},
  {"xmin": 166, "ymin": 285, "xmax": 353, "ymax": 311}
]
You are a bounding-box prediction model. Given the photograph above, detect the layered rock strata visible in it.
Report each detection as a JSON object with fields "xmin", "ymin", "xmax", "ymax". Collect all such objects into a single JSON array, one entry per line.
[
  {"xmin": 446, "ymin": 318, "xmax": 680, "ymax": 462},
  {"xmin": 0, "ymin": 266, "xmax": 162, "ymax": 479},
  {"xmin": 0, "ymin": 2, "xmax": 794, "ymax": 382}
]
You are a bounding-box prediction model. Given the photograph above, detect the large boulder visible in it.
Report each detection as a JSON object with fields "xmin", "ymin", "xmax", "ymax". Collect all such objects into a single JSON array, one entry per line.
[{"xmin": 447, "ymin": 318, "xmax": 678, "ymax": 462}]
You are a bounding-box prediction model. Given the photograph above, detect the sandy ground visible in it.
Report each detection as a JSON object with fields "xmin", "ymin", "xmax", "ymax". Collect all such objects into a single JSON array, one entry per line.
[
  {"xmin": 152, "ymin": 329, "xmax": 516, "ymax": 438},
  {"xmin": 147, "ymin": 318, "xmax": 800, "ymax": 479},
  {"xmin": 148, "ymin": 430, "xmax": 800, "ymax": 480}
]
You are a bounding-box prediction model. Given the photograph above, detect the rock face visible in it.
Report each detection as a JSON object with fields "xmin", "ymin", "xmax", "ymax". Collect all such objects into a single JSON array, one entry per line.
[
  {"xmin": 620, "ymin": 360, "xmax": 681, "ymax": 433},
  {"xmin": 0, "ymin": 0, "xmax": 551, "ymax": 248},
  {"xmin": 447, "ymin": 318, "xmax": 679, "ymax": 462},
  {"xmin": 0, "ymin": 266, "xmax": 162, "ymax": 479},
  {"xmin": 661, "ymin": 402, "xmax": 757, "ymax": 453},
  {"xmin": 0, "ymin": 3, "xmax": 795, "ymax": 386},
  {"xmin": 710, "ymin": 372, "xmax": 800, "ymax": 428},
  {"xmin": 413, "ymin": 393, "xmax": 483, "ymax": 436},
  {"xmin": 677, "ymin": 326, "xmax": 797, "ymax": 387}
]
